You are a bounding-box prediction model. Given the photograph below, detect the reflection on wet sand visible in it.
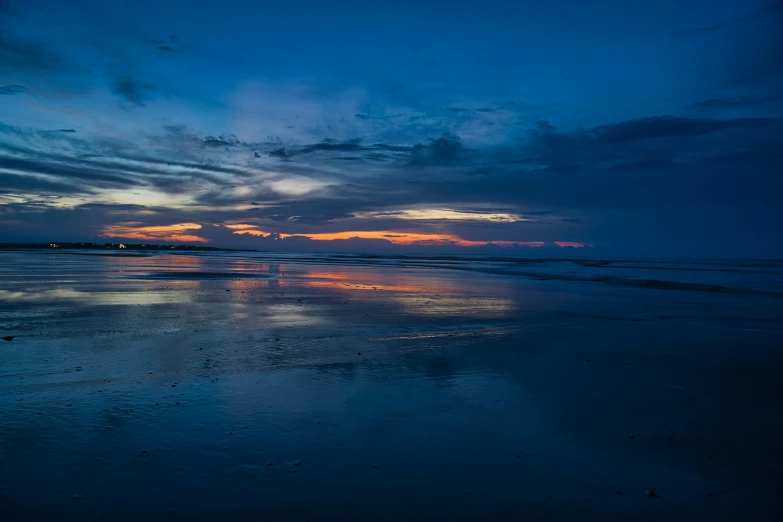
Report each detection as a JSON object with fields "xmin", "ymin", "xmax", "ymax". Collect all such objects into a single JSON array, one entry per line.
[
  {"xmin": 293, "ymin": 268, "xmax": 454, "ymax": 294},
  {"xmin": 2, "ymin": 251, "xmax": 782, "ymax": 522},
  {"xmin": 286, "ymin": 268, "xmax": 515, "ymax": 316},
  {"xmin": 6, "ymin": 253, "xmax": 513, "ymax": 320},
  {"xmin": 0, "ymin": 287, "xmax": 193, "ymax": 305}
]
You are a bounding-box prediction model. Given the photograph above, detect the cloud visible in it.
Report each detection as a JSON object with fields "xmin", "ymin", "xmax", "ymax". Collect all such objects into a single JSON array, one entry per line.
[
  {"xmin": 202, "ymin": 134, "xmax": 240, "ymax": 147},
  {"xmin": 151, "ymin": 35, "xmax": 184, "ymax": 54},
  {"xmin": 409, "ymin": 133, "xmax": 464, "ymax": 166},
  {"xmin": 265, "ymin": 139, "xmax": 412, "ymax": 161},
  {"xmin": 0, "ymin": 34, "xmax": 71, "ymax": 72},
  {"xmin": 676, "ymin": 2, "xmax": 783, "ymax": 36},
  {"xmin": 0, "ymin": 122, "xmax": 262, "ymax": 198},
  {"xmin": 684, "ymin": 94, "xmax": 783, "ymax": 113},
  {"xmin": 446, "ymin": 107, "xmax": 497, "ymax": 114},
  {"xmin": 0, "ymin": 172, "xmax": 86, "ymax": 194},
  {"xmin": 1, "ymin": 1, "xmax": 781, "ymax": 257},
  {"xmin": 2, "ymin": 94, "xmax": 781, "ymax": 256},
  {"xmin": 0, "ymin": 155, "xmax": 142, "ymax": 187},
  {"xmin": 112, "ymin": 75, "xmax": 156, "ymax": 106},
  {"xmin": 217, "ymin": 222, "xmax": 574, "ymax": 248},
  {"xmin": 101, "ymin": 222, "xmax": 207, "ymax": 242},
  {"xmin": 593, "ymin": 116, "xmax": 775, "ymax": 143},
  {"xmin": 355, "ymin": 208, "xmax": 524, "ymax": 223},
  {"xmin": 0, "ymin": 84, "xmax": 26, "ymax": 95},
  {"xmin": 0, "ymin": 1, "xmax": 23, "ymax": 17},
  {"xmin": 300, "ymin": 138, "xmax": 364, "ymax": 153},
  {"xmin": 677, "ymin": 2, "xmax": 783, "ymax": 89}
]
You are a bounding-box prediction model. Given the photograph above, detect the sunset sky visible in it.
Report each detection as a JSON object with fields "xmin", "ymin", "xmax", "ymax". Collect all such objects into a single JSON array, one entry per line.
[{"xmin": 1, "ymin": 0, "xmax": 781, "ymax": 256}]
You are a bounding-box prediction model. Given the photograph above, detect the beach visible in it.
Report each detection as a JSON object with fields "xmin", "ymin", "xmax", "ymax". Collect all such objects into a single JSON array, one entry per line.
[{"xmin": 1, "ymin": 250, "xmax": 781, "ymax": 521}]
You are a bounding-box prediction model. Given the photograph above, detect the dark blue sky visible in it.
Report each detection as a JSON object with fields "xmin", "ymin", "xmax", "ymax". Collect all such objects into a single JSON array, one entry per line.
[{"xmin": 1, "ymin": 0, "xmax": 781, "ymax": 256}]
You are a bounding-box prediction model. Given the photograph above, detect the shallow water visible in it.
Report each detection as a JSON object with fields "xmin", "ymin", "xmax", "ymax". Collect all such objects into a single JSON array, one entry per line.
[{"xmin": 1, "ymin": 251, "xmax": 782, "ymax": 521}]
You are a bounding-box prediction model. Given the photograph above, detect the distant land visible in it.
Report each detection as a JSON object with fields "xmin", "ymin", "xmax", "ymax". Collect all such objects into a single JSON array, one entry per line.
[{"xmin": 0, "ymin": 242, "xmax": 255, "ymax": 252}]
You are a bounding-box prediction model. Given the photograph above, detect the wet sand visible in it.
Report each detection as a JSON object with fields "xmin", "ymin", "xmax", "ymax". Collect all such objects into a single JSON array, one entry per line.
[{"xmin": 1, "ymin": 251, "xmax": 782, "ymax": 521}]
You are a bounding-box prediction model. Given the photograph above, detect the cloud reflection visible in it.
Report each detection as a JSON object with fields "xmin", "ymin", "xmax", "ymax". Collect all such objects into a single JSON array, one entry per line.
[{"xmin": 0, "ymin": 288, "xmax": 192, "ymax": 305}]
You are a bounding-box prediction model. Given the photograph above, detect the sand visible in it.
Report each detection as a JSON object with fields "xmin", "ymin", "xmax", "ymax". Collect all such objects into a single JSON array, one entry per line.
[{"xmin": 1, "ymin": 251, "xmax": 782, "ymax": 521}]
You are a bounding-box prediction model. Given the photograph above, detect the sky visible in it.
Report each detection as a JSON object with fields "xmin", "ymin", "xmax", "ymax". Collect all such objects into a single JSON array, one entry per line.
[{"xmin": 0, "ymin": 0, "xmax": 781, "ymax": 257}]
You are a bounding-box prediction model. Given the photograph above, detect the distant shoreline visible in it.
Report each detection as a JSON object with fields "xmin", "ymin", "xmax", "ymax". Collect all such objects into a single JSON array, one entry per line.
[{"xmin": 0, "ymin": 242, "xmax": 256, "ymax": 252}]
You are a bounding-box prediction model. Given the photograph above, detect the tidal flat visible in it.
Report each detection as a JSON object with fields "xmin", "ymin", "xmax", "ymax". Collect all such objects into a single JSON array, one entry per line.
[{"xmin": 1, "ymin": 251, "xmax": 781, "ymax": 521}]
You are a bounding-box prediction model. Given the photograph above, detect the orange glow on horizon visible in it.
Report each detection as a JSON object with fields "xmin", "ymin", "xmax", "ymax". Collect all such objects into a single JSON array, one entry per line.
[
  {"xmin": 101, "ymin": 223, "xmax": 208, "ymax": 243},
  {"xmin": 232, "ymin": 229, "xmax": 267, "ymax": 236},
  {"xmin": 101, "ymin": 221, "xmax": 584, "ymax": 248},
  {"xmin": 229, "ymin": 227, "xmax": 547, "ymax": 247},
  {"xmin": 298, "ymin": 230, "xmax": 472, "ymax": 245},
  {"xmin": 290, "ymin": 269, "xmax": 454, "ymax": 294},
  {"xmin": 225, "ymin": 224, "xmax": 258, "ymax": 230},
  {"xmin": 298, "ymin": 231, "xmax": 548, "ymax": 248}
]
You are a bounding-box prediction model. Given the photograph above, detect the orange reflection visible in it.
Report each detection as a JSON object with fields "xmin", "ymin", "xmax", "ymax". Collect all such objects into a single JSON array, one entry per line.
[
  {"xmin": 293, "ymin": 269, "xmax": 456, "ymax": 294},
  {"xmin": 227, "ymin": 278, "xmax": 270, "ymax": 292},
  {"xmin": 288, "ymin": 268, "xmax": 514, "ymax": 317},
  {"xmin": 225, "ymin": 261, "xmax": 274, "ymax": 272},
  {"xmin": 150, "ymin": 255, "xmax": 204, "ymax": 265}
]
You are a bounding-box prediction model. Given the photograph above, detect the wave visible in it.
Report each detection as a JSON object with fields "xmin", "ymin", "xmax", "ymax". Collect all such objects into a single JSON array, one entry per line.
[
  {"xmin": 133, "ymin": 271, "xmax": 273, "ymax": 280},
  {"xmin": 9, "ymin": 250, "xmax": 780, "ymax": 296},
  {"xmin": 211, "ymin": 252, "xmax": 782, "ymax": 296},
  {"xmin": 525, "ymin": 273, "xmax": 778, "ymax": 295}
]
